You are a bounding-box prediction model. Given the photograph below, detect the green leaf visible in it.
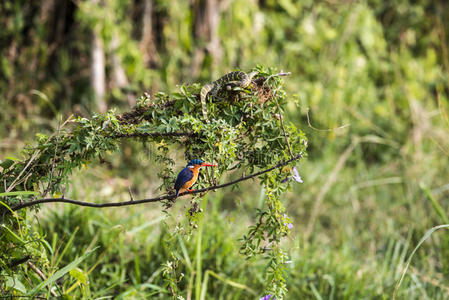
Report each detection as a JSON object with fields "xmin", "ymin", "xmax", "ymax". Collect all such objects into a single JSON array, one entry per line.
[
  {"xmin": 5, "ymin": 275, "xmax": 27, "ymax": 293},
  {"xmin": 5, "ymin": 156, "xmax": 20, "ymax": 161},
  {"xmin": 0, "ymin": 159, "xmax": 15, "ymax": 169},
  {"xmin": 70, "ymin": 267, "xmax": 88, "ymax": 285},
  {"xmin": 1, "ymin": 224, "xmax": 24, "ymax": 244}
]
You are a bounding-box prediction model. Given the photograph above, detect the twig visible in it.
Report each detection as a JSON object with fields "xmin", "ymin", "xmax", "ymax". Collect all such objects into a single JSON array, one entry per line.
[
  {"xmin": 306, "ymin": 108, "xmax": 350, "ymax": 132},
  {"xmin": 128, "ymin": 186, "xmax": 134, "ymax": 201},
  {"xmin": 107, "ymin": 132, "xmax": 196, "ymax": 139},
  {"xmin": 274, "ymin": 99, "xmax": 294, "ymax": 158},
  {"xmin": 4, "ymin": 117, "xmax": 74, "ymax": 193},
  {"xmin": 10, "ymin": 153, "xmax": 303, "ymax": 212},
  {"xmin": 265, "ymin": 70, "xmax": 291, "ymax": 83},
  {"xmin": 44, "ymin": 119, "xmax": 62, "ymax": 197},
  {"xmin": 273, "ymin": 71, "xmax": 291, "ymax": 77},
  {"xmin": 254, "ymin": 71, "xmax": 291, "ymax": 86},
  {"xmin": 27, "ymin": 261, "xmax": 58, "ymax": 297},
  {"xmin": 248, "ymin": 212, "xmax": 267, "ymax": 239},
  {"xmin": 5, "ymin": 150, "xmax": 41, "ymax": 193}
]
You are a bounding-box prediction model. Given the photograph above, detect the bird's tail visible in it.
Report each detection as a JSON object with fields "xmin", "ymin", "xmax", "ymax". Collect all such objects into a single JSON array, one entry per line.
[{"xmin": 175, "ymin": 189, "xmax": 179, "ymax": 199}]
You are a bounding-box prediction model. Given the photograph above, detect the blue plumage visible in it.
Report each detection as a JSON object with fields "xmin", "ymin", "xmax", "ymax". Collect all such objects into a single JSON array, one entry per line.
[
  {"xmin": 174, "ymin": 167, "xmax": 193, "ymax": 197},
  {"xmin": 187, "ymin": 159, "xmax": 204, "ymax": 166}
]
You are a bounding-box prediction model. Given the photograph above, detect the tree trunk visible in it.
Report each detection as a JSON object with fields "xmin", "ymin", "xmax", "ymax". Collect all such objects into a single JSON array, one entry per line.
[
  {"xmin": 206, "ymin": 0, "xmax": 221, "ymax": 73},
  {"xmin": 191, "ymin": 0, "xmax": 222, "ymax": 78},
  {"xmin": 91, "ymin": 28, "xmax": 107, "ymax": 112},
  {"xmin": 111, "ymin": 32, "xmax": 135, "ymax": 107},
  {"xmin": 140, "ymin": 0, "xmax": 159, "ymax": 67},
  {"xmin": 90, "ymin": 0, "xmax": 106, "ymax": 112}
]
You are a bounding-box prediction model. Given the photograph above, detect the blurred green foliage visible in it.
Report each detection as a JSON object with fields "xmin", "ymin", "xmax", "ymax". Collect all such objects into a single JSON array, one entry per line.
[{"xmin": 1, "ymin": 0, "xmax": 449, "ymax": 298}]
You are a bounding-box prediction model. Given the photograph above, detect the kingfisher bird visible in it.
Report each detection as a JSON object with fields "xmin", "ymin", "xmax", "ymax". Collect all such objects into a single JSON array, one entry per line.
[{"xmin": 174, "ymin": 159, "xmax": 216, "ymax": 198}]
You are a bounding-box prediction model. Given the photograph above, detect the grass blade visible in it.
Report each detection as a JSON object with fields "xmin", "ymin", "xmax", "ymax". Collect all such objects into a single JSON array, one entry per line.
[
  {"xmin": 200, "ymin": 269, "xmax": 209, "ymax": 300},
  {"xmin": 420, "ymin": 183, "xmax": 449, "ymax": 223},
  {"xmin": 27, "ymin": 247, "xmax": 98, "ymax": 296},
  {"xmin": 54, "ymin": 227, "xmax": 80, "ymax": 268},
  {"xmin": 65, "ymin": 225, "xmax": 124, "ymax": 294},
  {"xmin": 0, "ymin": 191, "xmax": 38, "ymax": 196},
  {"xmin": 206, "ymin": 270, "xmax": 257, "ymax": 295},
  {"xmin": 393, "ymin": 224, "xmax": 449, "ymax": 299}
]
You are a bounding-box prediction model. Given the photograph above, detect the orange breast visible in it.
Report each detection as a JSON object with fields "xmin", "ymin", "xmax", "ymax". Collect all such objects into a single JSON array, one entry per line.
[{"xmin": 181, "ymin": 166, "xmax": 200, "ymax": 191}]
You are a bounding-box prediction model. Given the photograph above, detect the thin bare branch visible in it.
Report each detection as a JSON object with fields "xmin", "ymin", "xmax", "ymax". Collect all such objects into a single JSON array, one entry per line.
[
  {"xmin": 27, "ymin": 261, "xmax": 58, "ymax": 297},
  {"xmin": 10, "ymin": 153, "xmax": 302, "ymax": 212},
  {"xmin": 108, "ymin": 132, "xmax": 196, "ymax": 139},
  {"xmin": 274, "ymin": 99, "xmax": 294, "ymax": 158},
  {"xmin": 274, "ymin": 71, "xmax": 291, "ymax": 77}
]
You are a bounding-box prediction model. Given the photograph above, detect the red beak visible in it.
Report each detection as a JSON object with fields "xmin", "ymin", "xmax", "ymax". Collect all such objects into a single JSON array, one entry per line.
[{"xmin": 201, "ymin": 163, "xmax": 216, "ymax": 167}]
